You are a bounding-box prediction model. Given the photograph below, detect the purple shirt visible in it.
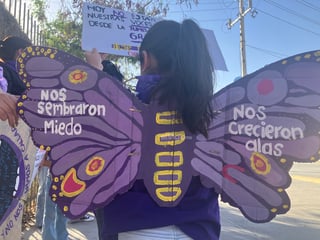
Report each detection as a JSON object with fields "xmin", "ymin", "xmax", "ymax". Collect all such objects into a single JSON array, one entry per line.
[{"xmin": 98, "ymin": 178, "xmax": 220, "ymax": 240}]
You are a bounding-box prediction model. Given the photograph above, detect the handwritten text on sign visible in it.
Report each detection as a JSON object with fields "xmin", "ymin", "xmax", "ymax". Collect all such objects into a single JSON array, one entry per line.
[
  {"xmin": 38, "ymin": 88, "xmax": 106, "ymax": 136},
  {"xmin": 228, "ymin": 105, "xmax": 304, "ymax": 156},
  {"xmin": 81, "ymin": 2, "xmax": 159, "ymax": 56}
]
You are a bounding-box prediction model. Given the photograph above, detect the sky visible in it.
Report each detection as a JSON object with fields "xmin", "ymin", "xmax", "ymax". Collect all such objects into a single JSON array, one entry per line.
[
  {"xmin": 44, "ymin": 0, "xmax": 320, "ymax": 91},
  {"xmin": 165, "ymin": 0, "xmax": 320, "ymax": 90}
]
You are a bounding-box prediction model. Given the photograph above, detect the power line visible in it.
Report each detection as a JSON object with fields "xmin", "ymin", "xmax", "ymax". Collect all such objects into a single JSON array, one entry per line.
[
  {"xmin": 199, "ymin": 18, "xmax": 230, "ymax": 22},
  {"xmin": 246, "ymin": 44, "xmax": 288, "ymax": 59},
  {"xmin": 263, "ymin": 0, "xmax": 320, "ymax": 26},
  {"xmin": 169, "ymin": 7, "xmax": 237, "ymax": 13},
  {"xmin": 296, "ymin": 0, "xmax": 320, "ymax": 12},
  {"xmin": 193, "ymin": 0, "xmax": 235, "ymax": 5},
  {"xmin": 256, "ymin": 8, "xmax": 320, "ymax": 37}
]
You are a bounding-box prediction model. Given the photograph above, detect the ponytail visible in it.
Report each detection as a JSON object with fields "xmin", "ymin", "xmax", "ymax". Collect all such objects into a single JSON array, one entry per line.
[
  {"xmin": 175, "ymin": 20, "xmax": 214, "ymax": 136},
  {"xmin": 140, "ymin": 19, "xmax": 215, "ymax": 137}
]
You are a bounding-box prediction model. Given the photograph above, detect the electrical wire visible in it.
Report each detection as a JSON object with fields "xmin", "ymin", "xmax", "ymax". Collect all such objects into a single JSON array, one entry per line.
[
  {"xmin": 246, "ymin": 44, "xmax": 288, "ymax": 59},
  {"xmin": 256, "ymin": 8, "xmax": 320, "ymax": 36},
  {"xmin": 263, "ymin": 0, "xmax": 320, "ymax": 26},
  {"xmin": 296, "ymin": 0, "xmax": 320, "ymax": 12}
]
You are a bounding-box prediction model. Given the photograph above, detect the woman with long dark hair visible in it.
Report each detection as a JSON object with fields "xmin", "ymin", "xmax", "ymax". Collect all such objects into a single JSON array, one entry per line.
[{"xmin": 96, "ymin": 19, "xmax": 220, "ymax": 240}]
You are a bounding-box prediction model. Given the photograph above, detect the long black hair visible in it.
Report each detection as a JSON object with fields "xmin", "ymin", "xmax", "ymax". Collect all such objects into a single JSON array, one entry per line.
[{"xmin": 139, "ymin": 19, "xmax": 215, "ymax": 137}]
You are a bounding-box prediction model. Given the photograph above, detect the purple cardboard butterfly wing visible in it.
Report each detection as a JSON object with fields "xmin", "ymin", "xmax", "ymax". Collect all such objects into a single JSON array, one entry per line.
[
  {"xmin": 17, "ymin": 46, "xmax": 145, "ymax": 218},
  {"xmin": 17, "ymin": 47, "xmax": 199, "ymax": 217},
  {"xmin": 0, "ymin": 120, "xmax": 37, "ymax": 238},
  {"xmin": 17, "ymin": 46, "xmax": 320, "ymax": 222},
  {"xmin": 191, "ymin": 50, "xmax": 320, "ymax": 222}
]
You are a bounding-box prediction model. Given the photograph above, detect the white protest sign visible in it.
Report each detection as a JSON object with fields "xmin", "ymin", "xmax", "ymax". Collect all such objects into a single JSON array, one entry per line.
[
  {"xmin": 81, "ymin": 2, "xmax": 159, "ymax": 57},
  {"xmin": 202, "ymin": 29, "xmax": 228, "ymax": 71},
  {"xmin": 81, "ymin": 2, "xmax": 228, "ymax": 71}
]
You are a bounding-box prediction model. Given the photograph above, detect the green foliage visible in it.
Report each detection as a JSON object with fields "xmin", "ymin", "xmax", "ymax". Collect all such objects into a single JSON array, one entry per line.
[
  {"xmin": 31, "ymin": 0, "xmax": 47, "ymax": 24},
  {"xmin": 42, "ymin": 12, "xmax": 83, "ymax": 58}
]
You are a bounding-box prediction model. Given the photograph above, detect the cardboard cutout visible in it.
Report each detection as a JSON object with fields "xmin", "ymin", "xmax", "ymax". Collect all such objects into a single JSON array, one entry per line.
[
  {"xmin": 0, "ymin": 120, "xmax": 37, "ymax": 239},
  {"xmin": 16, "ymin": 46, "xmax": 320, "ymax": 223}
]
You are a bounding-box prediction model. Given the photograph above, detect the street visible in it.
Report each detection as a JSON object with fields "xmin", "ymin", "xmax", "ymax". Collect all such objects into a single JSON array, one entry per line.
[
  {"xmin": 22, "ymin": 162, "xmax": 320, "ymax": 240},
  {"xmin": 220, "ymin": 161, "xmax": 320, "ymax": 240}
]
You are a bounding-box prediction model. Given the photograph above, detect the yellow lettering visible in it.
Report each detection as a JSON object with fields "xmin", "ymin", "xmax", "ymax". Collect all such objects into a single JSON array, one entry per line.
[
  {"xmin": 155, "ymin": 131, "xmax": 185, "ymax": 146},
  {"xmin": 153, "ymin": 111, "xmax": 185, "ymax": 203},
  {"xmin": 153, "ymin": 170, "xmax": 182, "ymax": 185},
  {"xmin": 155, "ymin": 151, "xmax": 183, "ymax": 167},
  {"xmin": 155, "ymin": 187, "xmax": 182, "ymax": 202},
  {"xmin": 156, "ymin": 111, "xmax": 182, "ymax": 125}
]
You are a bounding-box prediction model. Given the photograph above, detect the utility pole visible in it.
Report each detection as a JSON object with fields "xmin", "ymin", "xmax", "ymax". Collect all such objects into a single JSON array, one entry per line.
[{"xmin": 227, "ymin": 0, "xmax": 253, "ymax": 77}]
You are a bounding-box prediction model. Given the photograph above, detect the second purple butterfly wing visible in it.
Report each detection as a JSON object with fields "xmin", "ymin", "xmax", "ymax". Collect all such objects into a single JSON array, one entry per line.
[
  {"xmin": 192, "ymin": 50, "xmax": 320, "ymax": 222},
  {"xmin": 17, "ymin": 46, "xmax": 145, "ymax": 218}
]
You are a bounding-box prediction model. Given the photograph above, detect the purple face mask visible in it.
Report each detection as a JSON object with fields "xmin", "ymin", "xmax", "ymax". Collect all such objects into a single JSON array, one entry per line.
[{"xmin": 135, "ymin": 75, "xmax": 161, "ymax": 103}]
